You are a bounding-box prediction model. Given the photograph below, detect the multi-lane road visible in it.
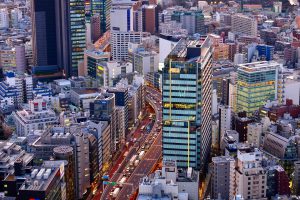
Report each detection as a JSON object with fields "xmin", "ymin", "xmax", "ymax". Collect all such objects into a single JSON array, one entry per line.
[{"xmin": 99, "ymin": 86, "xmax": 162, "ymax": 200}]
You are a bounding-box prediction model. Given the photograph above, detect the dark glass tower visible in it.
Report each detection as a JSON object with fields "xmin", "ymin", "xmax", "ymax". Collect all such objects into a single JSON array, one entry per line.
[{"xmin": 32, "ymin": 0, "xmax": 58, "ymax": 66}]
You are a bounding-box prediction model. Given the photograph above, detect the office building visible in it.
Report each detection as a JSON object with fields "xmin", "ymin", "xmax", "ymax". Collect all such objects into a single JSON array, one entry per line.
[
  {"xmin": 91, "ymin": 14, "xmax": 101, "ymax": 42},
  {"xmin": 138, "ymin": 160, "xmax": 199, "ymax": 200},
  {"xmin": 211, "ymin": 156, "xmax": 235, "ymax": 200},
  {"xmin": 5, "ymin": 71, "xmax": 33, "ymax": 104},
  {"xmin": 256, "ymin": 45, "xmax": 274, "ymax": 61},
  {"xmin": 83, "ymin": 49, "xmax": 110, "ymax": 87},
  {"xmin": 131, "ymin": 49, "xmax": 159, "ymax": 75},
  {"xmin": 91, "ymin": 0, "xmax": 111, "ymax": 33},
  {"xmin": 162, "ymin": 37, "xmax": 213, "ymax": 170},
  {"xmin": 235, "ymin": 148, "xmax": 267, "ymax": 200},
  {"xmin": 110, "ymin": 4, "xmax": 133, "ymax": 32},
  {"xmin": 231, "ymin": 14, "xmax": 258, "ymax": 37},
  {"xmin": 31, "ymin": 0, "xmax": 59, "ymax": 67},
  {"xmin": 111, "ymin": 31, "xmax": 150, "ymax": 61},
  {"xmin": 90, "ymin": 93, "xmax": 118, "ymax": 152},
  {"xmin": 170, "ymin": 10, "xmax": 205, "ymax": 35},
  {"xmin": 32, "ymin": 0, "xmax": 86, "ymax": 77},
  {"xmin": 0, "ymin": 45, "xmax": 26, "ymax": 74},
  {"xmin": 14, "ymin": 96, "xmax": 57, "ymax": 136},
  {"xmin": 142, "ymin": 4, "xmax": 158, "ymax": 34},
  {"xmin": 0, "ymin": 8, "xmax": 9, "ymax": 29},
  {"xmin": 107, "ymin": 87, "xmax": 129, "ymax": 132},
  {"xmin": 237, "ymin": 61, "xmax": 281, "ymax": 116}
]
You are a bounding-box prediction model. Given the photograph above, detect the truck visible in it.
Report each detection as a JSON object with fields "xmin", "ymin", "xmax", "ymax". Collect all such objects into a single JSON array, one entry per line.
[
  {"xmin": 112, "ymin": 188, "xmax": 120, "ymax": 198},
  {"xmin": 139, "ymin": 151, "xmax": 145, "ymax": 159},
  {"xmin": 119, "ymin": 177, "xmax": 126, "ymax": 187},
  {"xmin": 129, "ymin": 155, "xmax": 137, "ymax": 165}
]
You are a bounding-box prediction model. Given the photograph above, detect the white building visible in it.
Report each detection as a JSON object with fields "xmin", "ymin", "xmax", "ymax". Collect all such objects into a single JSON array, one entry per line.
[
  {"xmin": 138, "ymin": 160, "xmax": 199, "ymax": 200},
  {"xmin": 132, "ymin": 50, "xmax": 159, "ymax": 75},
  {"xmin": 14, "ymin": 96, "xmax": 57, "ymax": 136},
  {"xmin": 0, "ymin": 8, "xmax": 9, "ymax": 29},
  {"xmin": 235, "ymin": 148, "xmax": 267, "ymax": 200},
  {"xmin": 231, "ymin": 14, "xmax": 258, "ymax": 37},
  {"xmin": 247, "ymin": 122, "xmax": 263, "ymax": 147},
  {"xmin": 219, "ymin": 105, "xmax": 232, "ymax": 149},
  {"xmin": 110, "ymin": 4, "xmax": 133, "ymax": 32},
  {"xmin": 111, "ymin": 31, "xmax": 150, "ymax": 61},
  {"xmin": 6, "ymin": 71, "xmax": 33, "ymax": 104}
]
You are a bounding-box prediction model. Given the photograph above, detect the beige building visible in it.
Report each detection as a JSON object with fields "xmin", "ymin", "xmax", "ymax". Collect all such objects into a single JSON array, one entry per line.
[
  {"xmin": 232, "ymin": 14, "xmax": 258, "ymax": 37},
  {"xmin": 247, "ymin": 122, "xmax": 263, "ymax": 147},
  {"xmin": 235, "ymin": 148, "xmax": 267, "ymax": 200}
]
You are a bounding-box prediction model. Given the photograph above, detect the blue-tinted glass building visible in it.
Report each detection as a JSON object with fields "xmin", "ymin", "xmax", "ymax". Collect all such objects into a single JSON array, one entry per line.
[{"xmin": 162, "ymin": 37, "xmax": 213, "ymax": 170}]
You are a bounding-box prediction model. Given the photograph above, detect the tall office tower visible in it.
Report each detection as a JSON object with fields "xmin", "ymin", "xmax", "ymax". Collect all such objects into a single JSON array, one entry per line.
[
  {"xmin": 91, "ymin": 0, "xmax": 111, "ymax": 33},
  {"xmin": 162, "ymin": 37, "xmax": 213, "ymax": 170},
  {"xmin": 111, "ymin": 31, "xmax": 148, "ymax": 61},
  {"xmin": 32, "ymin": 0, "xmax": 86, "ymax": 77},
  {"xmin": 237, "ymin": 61, "xmax": 281, "ymax": 116},
  {"xmin": 56, "ymin": 0, "xmax": 86, "ymax": 77},
  {"xmin": 53, "ymin": 146, "xmax": 76, "ymax": 200},
  {"xmin": 235, "ymin": 148, "xmax": 267, "ymax": 200},
  {"xmin": 211, "ymin": 156, "xmax": 235, "ymax": 200},
  {"xmin": 231, "ymin": 14, "xmax": 257, "ymax": 37},
  {"xmin": 110, "ymin": 4, "xmax": 133, "ymax": 32},
  {"xmin": 31, "ymin": 0, "xmax": 58, "ymax": 66}
]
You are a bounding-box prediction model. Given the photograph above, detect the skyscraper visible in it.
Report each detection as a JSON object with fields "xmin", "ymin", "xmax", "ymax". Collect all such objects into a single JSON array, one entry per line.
[
  {"xmin": 162, "ymin": 37, "xmax": 213, "ymax": 170},
  {"xmin": 32, "ymin": 0, "xmax": 86, "ymax": 77},
  {"xmin": 32, "ymin": 0, "xmax": 58, "ymax": 66},
  {"xmin": 91, "ymin": 0, "xmax": 111, "ymax": 33}
]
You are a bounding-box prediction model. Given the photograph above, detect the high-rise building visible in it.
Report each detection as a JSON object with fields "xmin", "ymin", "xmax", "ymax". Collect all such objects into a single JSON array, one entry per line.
[
  {"xmin": 231, "ymin": 14, "xmax": 258, "ymax": 37},
  {"xmin": 237, "ymin": 61, "xmax": 281, "ymax": 116},
  {"xmin": 162, "ymin": 37, "xmax": 213, "ymax": 170},
  {"xmin": 211, "ymin": 156, "xmax": 235, "ymax": 200},
  {"xmin": 32, "ymin": 0, "xmax": 86, "ymax": 77},
  {"xmin": 31, "ymin": 0, "xmax": 58, "ymax": 66},
  {"xmin": 91, "ymin": 0, "xmax": 111, "ymax": 33},
  {"xmin": 56, "ymin": 0, "xmax": 86, "ymax": 77}
]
